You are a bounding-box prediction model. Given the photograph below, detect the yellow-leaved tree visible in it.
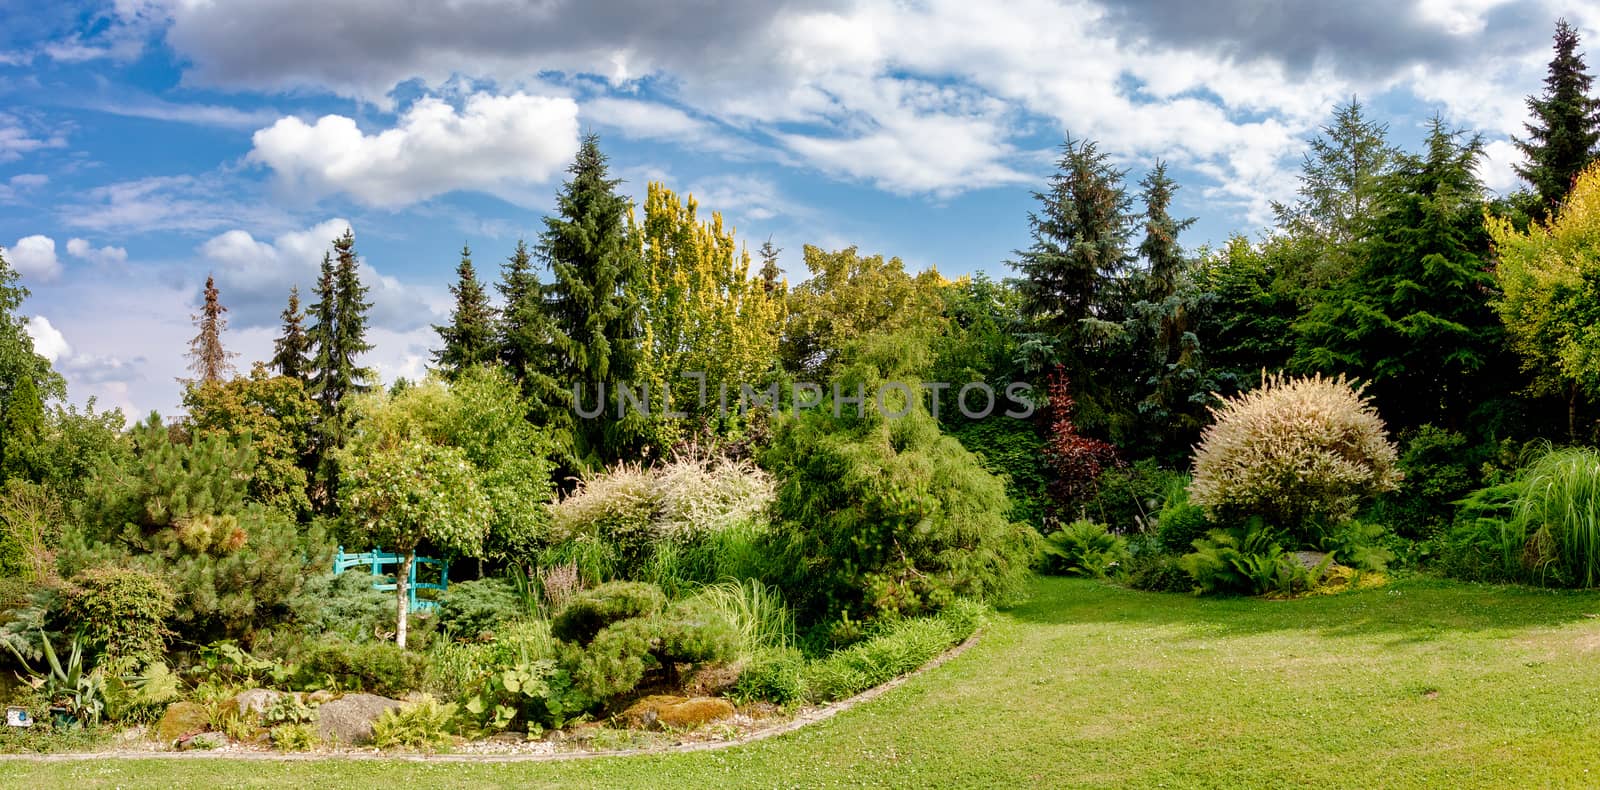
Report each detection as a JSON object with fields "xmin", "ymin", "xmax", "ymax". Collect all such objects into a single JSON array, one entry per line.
[{"xmin": 1488, "ymin": 163, "xmax": 1600, "ymax": 439}]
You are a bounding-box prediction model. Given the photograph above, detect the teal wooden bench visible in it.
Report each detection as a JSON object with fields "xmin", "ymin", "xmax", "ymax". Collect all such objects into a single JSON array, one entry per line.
[{"xmin": 332, "ymin": 546, "xmax": 450, "ymax": 613}]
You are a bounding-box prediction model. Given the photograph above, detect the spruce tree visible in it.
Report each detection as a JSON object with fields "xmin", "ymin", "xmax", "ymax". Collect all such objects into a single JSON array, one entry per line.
[
  {"xmin": 497, "ymin": 239, "xmax": 565, "ymax": 424},
  {"xmin": 1011, "ymin": 135, "xmax": 1135, "ymax": 355},
  {"xmin": 540, "ymin": 134, "xmax": 646, "ymax": 464},
  {"xmin": 1137, "ymin": 160, "xmax": 1195, "ymax": 302},
  {"xmin": 432, "ymin": 244, "xmax": 498, "ymax": 376},
  {"xmin": 332, "ymin": 230, "xmax": 376, "ymax": 399},
  {"xmin": 306, "ymin": 252, "xmax": 340, "ymax": 417},
  {"xmin": 758, "ymin": 237, "xmax": 784, "ymax": 293},
  {"xmin": 270, "ymin": 285, "xmax": 309, "ymax": 380},
  {"xmin": 1515, "ymin": 19, "xmax": 1600, "ymax": 218},
  {"xmin": 1273, "ymin": 99, "xmax": 1397, "ymax": 251},
  {"xmin": 186, "ymin": 274, "xmax": 237, "ymax": 384}
]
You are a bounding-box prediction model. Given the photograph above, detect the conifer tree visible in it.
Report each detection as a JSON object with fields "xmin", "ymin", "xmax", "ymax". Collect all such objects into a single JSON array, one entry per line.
[
  {"xmin": 1515, "ymin": 19, "xmax": 1600, "ymax": 218},
  {"xmin": 332, "ymin": 230, "xmax": 376, "ymax": 398},
  {"xmin": 498, "ymin": 239, "xmax": 566, "ymax": 427},
  {"xmin": 1011, "ymin": 135, "xmax": 1135, "ymax": 363},
  {"xmin": 540, "ymin": 134, "xmax": 646, "ymax": 465},
  {"xmin": 1137, "ymin": 160, "xmax": 1195, "ymax": 302},
  {"xmin": 306, "ymin": 253, "xmax": 339, "ymax": 417},
  {"xmin": 270, "ymin": 285, "xmax": 309, "ymax": 380},
  {"xmin": 758, "ymin": 238, "xmax": 784, "ymax": 294},
  {"xmin": 186, "ymin": 274, "xmax": 237, "ymax": 384},
  {"xmin": 1273, "ymin": 99, "xmax": 1398, "ymax": 253},
  {"xmin": 432, "ymin": 244, "xmax": 498, "ymax": 376}
]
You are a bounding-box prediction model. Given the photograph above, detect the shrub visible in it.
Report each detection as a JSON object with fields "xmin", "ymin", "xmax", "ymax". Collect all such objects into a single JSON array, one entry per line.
[
  {"xmin": 0, "ymin": 480, "xmax": 63, "ymax": 584},
  {"xmin": 291, "ymin": 637, "xmax": 426, "ymax": 696},
  {"xmin": 437, "ymin": 577, "xmax": 524, "ymax": 640},
  {"xmin": 1155, "ymin": 481, "xmax": 1211, "ymax": 553},
  {"xmin": 949, "ymin": 418, "xmax": 1050, "ymax": 527},
  {"xmin": 763, "ymin": 358, "xmax": 1036, "ymax": 623},
  {"xmin": 555, "ymin": 592, "xmax": 739, "ymax": 702},
  {"xmin": 271, "ymin": 722, "xmax": 320, "ymax": 752},
  {"xmin": 732, "ymin": 647, "xmax": 805, "ymax": 705},
  {"xmin": 1042, "ymin": 370, "xmax": 1120, "ymax": 516},
  {"xmin": 1121, "ymin": 551, "xmax": 1192, "ymax": 593},
  {"xmin": 60, "ymin": 566, "xmax": 174, "ymax": 672},
  {"xmin": 682, "ymin": 580, "xmax": 795, "ymax": 657},
  {"xmin": 459, "ymin": 657, "xmax": 588, "ymax": 734},
  {"xmin": 1189, "ymin": 373, "xmax": 1400, "ymax": 541},
  {"xmin": 286, "ymin": 571, "xmax": 393, "ymax": 642},
  {"xmin": 371, "ymin": 695, "xmax": 456, "ymax": 751},
  {"xmin": 1373, "ymin": 426, "xmax": 1480, "ymax": 539},
  {"xmin": 550, "ymin": 582, "xmax": 667, "ymax": 646},
  {"xmin": 1086, "ymin": 460, "xmax": 1188, "ymax": 533},
  {"xmin": 1320, "ymin": 520, "xmax": 1394, "ymax": 572},
  {"xmin": 1038, "ymin": 519, "xmax": 1129, "ymax": 577},
  {"xmin": 104, "ymin": 661, "xmax": 181, "ymax": 724}
]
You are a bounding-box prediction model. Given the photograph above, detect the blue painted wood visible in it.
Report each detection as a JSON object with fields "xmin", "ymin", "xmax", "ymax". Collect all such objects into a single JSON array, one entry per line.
[{"xmin": 332, "ymin": 545, "xmax": 450, "ymax": 613}]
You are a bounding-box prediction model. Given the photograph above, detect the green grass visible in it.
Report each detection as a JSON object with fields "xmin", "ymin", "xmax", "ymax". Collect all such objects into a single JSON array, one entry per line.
[{"xmin": 13, "ymin": 576, "xmax": 1600, "ymax": 787}]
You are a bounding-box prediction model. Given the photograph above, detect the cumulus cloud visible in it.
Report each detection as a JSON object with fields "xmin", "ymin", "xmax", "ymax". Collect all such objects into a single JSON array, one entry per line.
[
  {"xmin": 200, "ymin": 218, "xmax": 445, "ymax": 332},
  {"xmin": 248, "ymin": 92, "xmax": 581, "ymax": 208},
  {"xmin": 23, "ymin": 315, "xmax": 71, "ymax": 363},
  {"xmin": 66, "ymin": 238, "xmax": 130, "ymax": 265},
  {"xmin": 8, "ymin": 235, "xmax": 61, "ymax": 281}
]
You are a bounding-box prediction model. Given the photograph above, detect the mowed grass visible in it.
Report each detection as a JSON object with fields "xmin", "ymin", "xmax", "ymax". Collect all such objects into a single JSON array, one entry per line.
[{"xmin": 13, "ymin": 576, "xmax": 1600, "ymax": 788}]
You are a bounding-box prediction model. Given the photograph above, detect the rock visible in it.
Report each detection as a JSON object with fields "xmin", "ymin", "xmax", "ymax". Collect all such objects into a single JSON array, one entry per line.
[
  {"xmin": 1292, "ymin": 551, "xmax": 1331, "ymax": 572},
  {"xmin": 232, "ymin": 689, "xmax": 283, "ymax": 722},
  {"xmin": 116, "ymin": 725, "xmax": 148, "ymax": 742},
  {"xmin": 739, "ymin": 701, "xmax": 782, "ymax": 720},
  {"xmin": 307, "ymin": 689, "xmax": 337, "ymax": 705},
  {"xmin": 619, "ymin": 695, "xmax": 735, "ymax": 730},
  {"xmin": 176, "ymin": 731, "xmax": 227, "ymax": 751},
  {"xmin": 315, "ymin": 693, "xmax": 403, "ymax": 745},
  {"xmin": 155, "ymin": 701, "xmax": 211, "ymax": 745}
]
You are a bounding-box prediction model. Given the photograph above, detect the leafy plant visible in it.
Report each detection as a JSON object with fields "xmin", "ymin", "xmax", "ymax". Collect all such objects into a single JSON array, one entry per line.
[
  {"xmin": 1511, "ymin": 446, "xmax": 1600, "ymax": 587},
  {"xmin": 1038, "ymin": 519, "xmax": 1129, "ymax": 577},
  {"xmin": 732, "ymin": 647, "xmax": 805, "ymax": 705},
  {"xmin": 104, "ymin": 661, "xmax": 181, "ymax": 724},
  {"xmin": 1179, "ymin": 520, "xmax": 1317, "ymax": 596},
  {"xmin": 60, "ymin": 565, "xmax": 174, "ymax": 673},
  {"xmin": 460, "ymin": 658, "xmax": 587, "ymax": 735},
  {"xmin": 1188, "ymin": 373, "xmax": 1400, "ymax": 540},
  {"xmin": 371, "ymin": 695, "xmax": 456, "ymax": 751},
  {"xmin": 437, "ymin": 577, "xmax": 523, "ymax": 641},
  {"xmin": 7, "ymin": 631, "xmax": 106, "ymax": 726},
  {"xmin": 682, "ymin": 580, "xmax": 795, "ymax": 657},
  {"xmin": 1155, "ymin": 478, "xmax": 1212, "ymax": 553},
  {"xmin": 289, "ymin": 637, "xmax": 426, "ymax": 696},
  {"xmin": 262, "ymin": 694, "xmax": 317, "ymax": 726},
  {"xmin": 271, "ymin": 722, "xmax": 320, "ymax": 752}
]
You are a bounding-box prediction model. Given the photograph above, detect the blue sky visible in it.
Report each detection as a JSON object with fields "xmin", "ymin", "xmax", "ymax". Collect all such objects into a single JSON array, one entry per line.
[{"xmin": 0, "ymin": 0, "xmax": 1592, "ymax": 417}]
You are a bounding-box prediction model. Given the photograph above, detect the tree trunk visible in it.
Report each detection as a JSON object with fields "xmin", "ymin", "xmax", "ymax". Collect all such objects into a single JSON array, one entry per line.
[{"xmin": 396, "ymin": 552, "xmax": 414, "ymax": 649}]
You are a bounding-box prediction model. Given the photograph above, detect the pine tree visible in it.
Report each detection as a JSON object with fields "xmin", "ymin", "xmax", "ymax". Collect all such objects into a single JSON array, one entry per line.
[
  {"xmin": 332, "ymin": 230, "xmax": 376, "ymax": 398},
  {"xmin": 270, "ymin": 286, "xmax": 309, "ymax": 380},
  {"xmin": 1137, "ymin": 160, "xmax": 1195, "ymax": 301},
  {"xmin": 1011, "ymin": 135, "xmax": 1135, "ymax": 356},
  {"xmin": 186, "ymin": 274, "xmax": 237, "ymax": 384},
  {"xmin": 432, "ymin": 244, "xmax": 498, "ymax": 376},
  {"xmin": 540, "ymin": 134, "xmax": 646, "ymax": 465},
  {"xmin": 498, "ymin": 239, "xmax": 566, "ymax": 426},
  {"xmin": 1515, "ymin": 19, "xmax": 1600, "ymax": 218},
  {"xmin": 758, "ymin": 238, "xmax": 784, "ymax": 293}
]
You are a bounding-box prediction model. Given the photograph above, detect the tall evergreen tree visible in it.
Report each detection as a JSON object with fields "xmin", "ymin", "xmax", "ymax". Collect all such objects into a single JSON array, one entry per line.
[
  {"xmin": 270, "ymin": 285, "xmax": 309, "ymax": 380},
  {"xmin": 1273, "ymin": 98, "xmax": 1398, "ymax": 286},
  {"xmin": 186, "ymin": 274, "xmax": 237, "ymax": 384},
  {"xmin": 497, "ymin": 240, "xmax": 564, "ymax": 418},
  {"xmin": 540, "ymin": 134, "xmax": 646, "ymax": 465},
  {"xmin": 1137, "ymin": 160, "xmax": 1195, "ymax": 302},
  {"xmin": 332, "ymin": 230, "xmax": 376, "ymax": 399},
  {"xmin": 1294, "ymin": 119, "xmax": 1507, "ymax": 430},
  {"xmin": 1515, "ymin": 19, "xmax": 1600, "ymax": 218},
  {"xmin": 432, "ymin": 244, "xmax": 498, "ymax": 376},
  {"xmin": 306, "ymin": 252, "xmax": 340, "ymax": 417},
  {"xmin": 758, "ymin": 237, "xmax": 784, "ymax": 294},
  {"xmin": 1010, "ymin": 135, "xmax": 1135, "ymax": 366}
]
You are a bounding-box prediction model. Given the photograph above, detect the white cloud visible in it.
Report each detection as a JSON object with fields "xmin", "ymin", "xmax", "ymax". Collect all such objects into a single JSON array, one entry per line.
[
  {"xmin": 23, "ymin": 316, "xmax": 71, "ymax": 363},
  {"xmin": 66, "ymin": 238, "xmax": 130, "ymax": 265},
  {"xmin": 0, "ymin": 173, "xmax": 48, "ymax": 204},
  {"xmin": 0, "ymin": 113, "xmax": 67, "ymax": 163},
  {"xmin": 8, "ymin": 235, "xmax": 62, "ymax": 281},
  {"xmin": 85, "ymin": 97, "xmax": 282, "ymax": 129},
  {"xmin": 201, "ymin": 218, "xmax": 446, "ymax": 332},
  {"xmin": 248, "ymin": 92, "xmax": 581, "ymax": 208},
  {"xmin": 1478, "ymin": 138, "xmax": 1526, "ymax": 194},
  {"xmin": 63, "ymin": 174, "xmax": 294, "ymax": 234}
]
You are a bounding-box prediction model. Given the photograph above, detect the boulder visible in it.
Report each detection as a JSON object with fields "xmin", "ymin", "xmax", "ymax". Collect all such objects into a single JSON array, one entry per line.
[
  {"xmin": 316, "ymin": 693, "xmax": 403, "ymax": 745},
  {"xmin": 619, "ymin": 695, "xmax": 735, "ymax": 730},
  {"xmin": 155, "ymin": 701, "xmax": 211, "ymax": 745},
  {"xmin": 232, "ymin": 689, "xmax": 283, "ymax": 722}
]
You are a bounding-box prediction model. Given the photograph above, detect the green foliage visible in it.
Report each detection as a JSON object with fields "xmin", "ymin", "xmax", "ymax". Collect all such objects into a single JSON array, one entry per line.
[
  {"xmin": 732, "ymin": 647, "xmax": 805, "ymax": 705},
  {"xmin": 799, "ymin": 603, "xmax": 981, "ymax": 703},
  {"xmin": 1511, "ymin": 446, "xmax": 1600, "ymax": 587},
  {"xmin": 437, "ymin": 577, "xmax": 524, "ymax": 641},
  {"xmin": 7, "ymin": 631, "xmax": 106, "ymax": 726},
  {"xmin": 1038, "ymin": 519, "xmax": 1129, "ymax": 578},
  {"xmin": 425, "ymin": 619, "xmax": 557, "ymax": 702},
  {"xmin": 459, "ymin": 657, "xmax": 587, "ymax": 734},
  {"xmin": 104, "ymin": 662, "xmax": 181, "ymax": 724},
  {"xmin": 0, "ymin": 479, "xmax": 62, "ymax": 584},
  {"xmin": 262, "ymin": 693, "xmax": 317, "ymax": 726},
  {"xmin": 1085, "ymin": 460, "xmax": 1188, "ymax": 532},
  {"xmin": 1189, "ymin": 373, "xmax": 1400, "ymax": 541},
  {"xmin": 1120, "ymin": 549, "xmax": 1193, "ymax": 593},
  {"xmin": 781, "ymin": 245, "xmax": 946, "ymax": 378},
  {"xmin": 286, "ymin": 571, "xmax": 393, "ymax": 642},
  {"xmin": 1179, "ymin": 521, "xmax": 1316, "ymax": 596},
  {"xmin": 271, "ymin": 722, "xmax": 320, "ymax": 752},
  {"xmin": 550, "ymin": 581, "xmax": 666, "ymax": 646},
  {"xmin": 1514, "ymin": 20, "xmax": 1600, "ymax": 218},
  {"xmin": 183, "ymin": 364, "xmax": 316, "ymax": 516},
  {"xmin": 291, "ymin": 637, "xmax": 427, "ymax": 696},
  {"xmin": 371, "ymin": 695, "xmax": 456, "ymax": 751},
  {"xmin": 1373, "ymin": 426, "xmax": 1482, "ymax": 538},
  {"xmin": 2, "ymin": 370, "xmax": 45, "ymax": 481},
  {"xmin": 683, "ymin": 580, "xmax": 795, "ymax": 658},
  {"xmin": 763, "ymin": 334, "xmax": 1035, "ymax": 623},
  {"xmin": 1155, "ymin": 481, "xmax": 1212, "ymax": 553},
  {"xmin": 432, "ymin": 245, "xmax": 500, "ymax": 377},
  {"xmin": 0, "ymin": 250, "xmax": 66, "ymax": 452},
  {"xmin": 555, "ymin": 588, "xmax": 738, "ymax": 702},
  {"xmin": 948, "ymin": 409, "xmax": 1048, "ymax": 527},
  {"xmin": 1320, "ymin": 520, "xmax": 1395, "ymax": 573},
  {"xmin": 61, "ymin": 566, "xmax": 174, "ymax": 672}
]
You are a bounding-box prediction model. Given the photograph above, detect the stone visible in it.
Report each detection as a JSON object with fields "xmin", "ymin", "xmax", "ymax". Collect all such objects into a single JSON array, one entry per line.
[
  {"xmin": 1291, "ymin": 551, "xmax": 1331, "ymax": 572},
  {"xmin": 155, "ymin": 701, "xmax": 211, "ymax": 745},
  {"xmin": 315, "ymin": 693, "xmax": 403, "ymax": 745},
  {"xmin": 619, "ymin": 695, "xmax": 735, "ymax": 730},
  {"xmin": 176, "ymin": 731, "xmax": 228, "ymax": 751},
  {"xmin": 232, "ymin": 689, "xmax": 283, "ymax": 722}
]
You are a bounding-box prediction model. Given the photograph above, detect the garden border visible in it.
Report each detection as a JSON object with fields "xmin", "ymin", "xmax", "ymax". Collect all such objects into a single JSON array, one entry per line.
[{"xmin": 0, "ymin": 629, "xmax": 983, "ymax": 764}]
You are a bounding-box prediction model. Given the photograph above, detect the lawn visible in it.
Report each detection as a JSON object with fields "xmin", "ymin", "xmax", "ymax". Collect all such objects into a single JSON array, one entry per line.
[{"xmin": 10, "ymin": 576, "xmax": 1600, "ymax": 788}]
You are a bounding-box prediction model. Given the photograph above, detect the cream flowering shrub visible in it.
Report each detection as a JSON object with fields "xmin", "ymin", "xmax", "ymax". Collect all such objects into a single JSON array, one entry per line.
[{"xmin": 1189, "ymin": 373, "xmax": 1399, "ymax": 537}]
